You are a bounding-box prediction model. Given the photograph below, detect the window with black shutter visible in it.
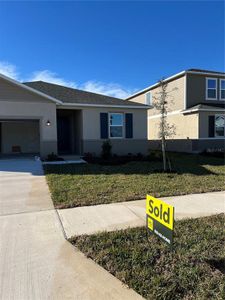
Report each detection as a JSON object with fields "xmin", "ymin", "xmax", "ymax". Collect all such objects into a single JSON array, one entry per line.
[
  {"xmin": 100, "ymin": 113, "xmax": 108, "ymax": 139},
  {"xmin": 125, "ymin": 113, "xmax": 133, "ymax": 138},
  {"xmin": 208, "ymin": 115, "xmax": 215, "ymax": 137}
]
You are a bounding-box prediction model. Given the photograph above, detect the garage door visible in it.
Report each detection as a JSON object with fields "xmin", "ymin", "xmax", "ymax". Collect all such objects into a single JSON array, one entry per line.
[{"xmin": 0, "ymin": 120, "xmax": 40, "ymax": 155}]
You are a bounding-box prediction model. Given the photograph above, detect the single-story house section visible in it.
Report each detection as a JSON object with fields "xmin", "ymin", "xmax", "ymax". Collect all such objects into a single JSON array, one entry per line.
[{"xmin": 0, "ymin": 73, "xmax": 149, "ymax": 158}]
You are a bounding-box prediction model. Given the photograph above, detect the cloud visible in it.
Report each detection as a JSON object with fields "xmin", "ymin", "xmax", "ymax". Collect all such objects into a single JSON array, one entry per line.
[
  {"xmin": 0, "ymin": 61, "xmax": 136, "ymax": 99},
  {"xmin": 0, "ymin": 62, "xmax": 77, "ymax": 88},
  {"xmin": 0, "ymin": 61, "xmax": 19, "ymax": 80},
  {"xmin": 30, "ymin": 70, "xmax": 77, "ymax": 88},
  {"xmin": 80, "ymin": 81, "xmax": 134, "ymax": 99},
  {"xmin": 29, "ymin": 71, "xmax": 134, "ymax": 98}
]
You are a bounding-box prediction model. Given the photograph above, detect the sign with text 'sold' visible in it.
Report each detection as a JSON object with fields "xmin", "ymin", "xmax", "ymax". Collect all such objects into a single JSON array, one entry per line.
[{"xmin": 146, "ymin": 195, "xmax": 174, "ymax": 246}]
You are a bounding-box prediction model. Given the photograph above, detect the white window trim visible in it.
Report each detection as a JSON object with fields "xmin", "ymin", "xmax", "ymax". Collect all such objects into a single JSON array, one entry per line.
[
  {"xmin": 206, "ymin": 77, "xmax": 217, "ymax": 100},
  {"xmin": 184, "ymin": 74, "xmax": 187, "ymax": 109},
  {"xmin": 219, "ymin": 79, "xmax": 225, "ymax": 101},
  {"xmin": 108, "ymin": 112, "xmax": 124, "ymax": 139},
  {"xmin": 145, "ymin": 92, "xmax": 152, "ymax": 105},
  {"xmin": 214, "ymin": 114, "xmax": 225, "ymax": 138}
]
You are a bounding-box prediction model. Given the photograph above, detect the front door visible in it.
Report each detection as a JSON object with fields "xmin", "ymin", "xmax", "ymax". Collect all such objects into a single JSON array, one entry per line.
[{"xmin": 57, "ymin": 116, "xmax": 71, "ymax": 154}]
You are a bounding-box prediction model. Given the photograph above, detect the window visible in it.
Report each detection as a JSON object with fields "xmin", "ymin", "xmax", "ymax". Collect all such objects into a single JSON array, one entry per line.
[
  {"xmin": 215, "ymin": 115, "xmax": 225, "ymax": 137},
  {"xmin": 145, "ymin": 92, "xmax": 152, "ymax": 105},
  {"xmin": 206, "ymin": 78, "xmax": 217, "ymax": 100},
  {"xmin": 109, "ymin": 113, "xmax": 123, "ymax": 138},
  {"xmin": 220, "ymin": 79, "xmax": 225, "ymax": 100}
]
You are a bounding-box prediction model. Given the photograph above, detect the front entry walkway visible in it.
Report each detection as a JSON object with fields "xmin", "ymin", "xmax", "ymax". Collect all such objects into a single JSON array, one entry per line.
[{"xmin": 0, "ymin": 159, "xmax": 142, "ymax": 300}]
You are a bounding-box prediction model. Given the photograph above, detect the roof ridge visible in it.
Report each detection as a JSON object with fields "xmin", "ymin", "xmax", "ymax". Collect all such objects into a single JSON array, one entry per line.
[{"xmin": 23, "ymin": 80, "xmax": 124, "ymax": 101}]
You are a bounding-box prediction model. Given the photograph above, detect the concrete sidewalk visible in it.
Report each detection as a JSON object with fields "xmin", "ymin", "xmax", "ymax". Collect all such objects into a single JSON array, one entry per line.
[
  {"xmin": 0, "ymin": 159, "xmax": 143, "ymax": 300},
  {"xmin": 58, "ymin": 191, "xmax": 225, "ymax": 238}
]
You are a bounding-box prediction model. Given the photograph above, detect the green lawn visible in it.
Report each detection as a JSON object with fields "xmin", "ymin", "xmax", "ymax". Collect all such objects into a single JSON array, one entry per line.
[
  {"xmin": 44, "ymin": 153, "xmax": 225, "ymax": 208},
  {"xmin": 71, "ymin": 214, "xmax": 225, "ymax": 300}
]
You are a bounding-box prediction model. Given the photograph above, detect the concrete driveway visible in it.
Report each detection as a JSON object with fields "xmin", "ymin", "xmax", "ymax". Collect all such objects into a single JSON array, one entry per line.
[
  {"xmin": 0, "ymin": 158, "xmax": 53, "ymax": 216},
  {"xmin": 0, "ymin": 158, "xmax": 142, "ymax": 300}
]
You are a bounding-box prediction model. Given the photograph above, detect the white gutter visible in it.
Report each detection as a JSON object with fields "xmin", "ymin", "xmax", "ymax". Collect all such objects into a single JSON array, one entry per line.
[
  {"xmin": 58, "ymin": 102, "xmax": 151, "ymax": 109},
  {"xmin": 182, "ymin": 108, "xmax": 225, "ymax": 114},
  {"xmin": 148, "ymin": 110, "xmax": 182, "ymax": 119},
  {"xmin": 0, "ymin": 73, "xmax": 63, "ymax": 104}
]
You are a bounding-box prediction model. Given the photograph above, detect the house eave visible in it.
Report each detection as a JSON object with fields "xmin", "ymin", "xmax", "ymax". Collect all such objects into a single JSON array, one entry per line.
[
  {"xmin": 182, "ymin": 108, "xmax": 225, "ymax": 115},
  {"xmin": 126, "ymin": 70, "xmax": 186, "ymax": 99},
  {"xmin": 57, "ymin": 102, "xmax": 151, "ymax": 109}
]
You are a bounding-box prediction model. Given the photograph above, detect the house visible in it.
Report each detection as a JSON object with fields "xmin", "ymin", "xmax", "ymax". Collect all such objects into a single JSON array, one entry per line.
[
  {"xmin": 127, "ymin": 69, "xmax": 225, "ymax": 153},
  {"xmin": 0, "ymin": 73, "xmax": 148, "ymax": 158}
]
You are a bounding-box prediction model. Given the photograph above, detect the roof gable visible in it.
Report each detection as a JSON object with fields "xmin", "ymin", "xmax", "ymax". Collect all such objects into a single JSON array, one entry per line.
[{"xmin": 0, "ymin": 73, "xmax": 62, "ymax": 104}]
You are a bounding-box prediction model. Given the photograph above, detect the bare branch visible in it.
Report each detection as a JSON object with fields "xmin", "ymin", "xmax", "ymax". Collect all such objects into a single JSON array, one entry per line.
[{"xmin": 152, "ymin": 78, "xmax": 177, "ymax": 171}]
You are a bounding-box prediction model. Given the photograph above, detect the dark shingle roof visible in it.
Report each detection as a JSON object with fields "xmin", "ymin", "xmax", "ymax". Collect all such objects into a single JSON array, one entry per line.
[
  {"xmin": 183, "ymin": 103, "xmax": 225, "ymax": 112},
  {"xmin": 187, "ymin": 69, "xmax": 225, "ymax": 75},
  {"xmin": 23, "ymin": 81, "xmax": 148, "ymax": 107}
]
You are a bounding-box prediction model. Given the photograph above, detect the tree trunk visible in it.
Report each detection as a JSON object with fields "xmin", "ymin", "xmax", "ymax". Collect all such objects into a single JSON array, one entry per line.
[{"xmin": 162, "ymin": 137, "xmax": 166, "ymax": 171}]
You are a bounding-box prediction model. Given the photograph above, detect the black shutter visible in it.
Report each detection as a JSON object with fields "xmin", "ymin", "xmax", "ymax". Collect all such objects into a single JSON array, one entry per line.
[
  {"xmin": 208, "ymin": 116, "xmax": 215, "ymax": 137},
  {"xmin": 100, "ymin": 113, "xmax": 108, "ymax": 139},
  {"xmin": 125, "ymin": 113, "xmax": 133, "ymax": 138}
]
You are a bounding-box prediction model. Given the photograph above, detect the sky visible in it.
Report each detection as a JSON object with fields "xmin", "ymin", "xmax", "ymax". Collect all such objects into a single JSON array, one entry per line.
[{"xmin": 0, "ymin": 0, "xmax": 224, "ymax": 99}]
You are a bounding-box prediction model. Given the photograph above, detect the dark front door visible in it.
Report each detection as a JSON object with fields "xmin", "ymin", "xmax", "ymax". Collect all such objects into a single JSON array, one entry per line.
[
  {"xmin": 57, "ymin": 116, "xmax": 71, "ymax": 154},
  {"xmin": 0, "ymin": 123, "xmax": 1, "ymax": 153}
]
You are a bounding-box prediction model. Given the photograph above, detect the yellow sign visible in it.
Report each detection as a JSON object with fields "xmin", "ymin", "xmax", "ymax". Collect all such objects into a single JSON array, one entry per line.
[{"xmin": 146, "ymin": 195, "xmax": 174, "ymax": 230}]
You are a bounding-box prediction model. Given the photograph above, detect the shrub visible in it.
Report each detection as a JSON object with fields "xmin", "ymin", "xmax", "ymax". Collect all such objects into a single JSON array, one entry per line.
[
  {"xmin": 201, "ymin": 148, "xmax": 225, "ymax": 158},
  {"xmin": 83, "ymin": 152, "xmax": 94, "ymax": 163},
  {"xmin": 101, "ymin": 140, "xmax": 112, "ymax": 159},
  {"xmin": 136, "ymin": 152, "xmax": 144, "ymax": 160},
  {"xmin": 147, "ymin": 149, "xmax": 162, "ymax": 161},
  {"xmin": 46, "ymin": 152, "xmax": 63, "ymax": 162},
  {"xmin": 83, "ymin": 152, "xmax": 94, "ymax": 159}
]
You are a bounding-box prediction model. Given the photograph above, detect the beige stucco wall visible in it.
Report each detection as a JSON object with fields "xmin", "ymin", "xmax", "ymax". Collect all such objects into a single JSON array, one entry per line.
[
  {"xmin": 148, "ymin": 113, "xmax": 199, "ymax": 140},
  {"xmin": 55, "ymin": 105, "xmax": 148, "ymax": 156},
  {"xmin": 0, "ymin": 77, "xmax": 57, "ymax": 157},
  {"xmin": 79, "ymin": 106, "xmax": 148, "ymax": 155},
  {"xmin": 82, "ymin": 107, "xmax": 147, "ymax": 140},
  {"xmin": 186, "ymin": 73, "xmax": 225, "ymax": 108},
  {"xmin": 128, "ymin": 75, "xmax": 185, "ymax": 116},
  {"xmin": 199, "ymin": 111, "xmax": 225, "ymax": 138},
  {"xmin": 1, "ymin": 121, "xmax": 40, "ymax": 154}
]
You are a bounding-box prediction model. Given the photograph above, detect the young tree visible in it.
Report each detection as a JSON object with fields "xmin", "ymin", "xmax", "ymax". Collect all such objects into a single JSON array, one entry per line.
[{"xmin": 153, "ymin": 79, "xmax": 176, "ymax": 171}]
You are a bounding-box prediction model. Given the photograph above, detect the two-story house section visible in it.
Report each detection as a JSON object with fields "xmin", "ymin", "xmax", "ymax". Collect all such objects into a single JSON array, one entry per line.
[{"xmin": 127, "ymin": 69, "xmax": 225, "ymax": 153}]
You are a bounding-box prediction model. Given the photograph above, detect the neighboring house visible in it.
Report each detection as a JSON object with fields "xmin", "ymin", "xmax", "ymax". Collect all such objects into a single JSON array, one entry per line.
[
  {"xmin": 0, "ymin": 73, "xmax": 148, "ymax": 158},
  {"xmin": 127, "ymin": 69, "xmax": 225, "ymax": 153}
]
